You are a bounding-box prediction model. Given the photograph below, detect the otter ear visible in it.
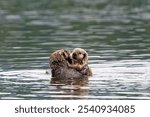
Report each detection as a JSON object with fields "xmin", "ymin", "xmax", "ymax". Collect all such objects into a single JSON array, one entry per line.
[
  {"xmin": 60, "ymin": 49, "xmax": 66, "ymax": 54},
  {"xmin": 83, "ymin": 52, "xmax": 88, "ymax": 61},
  {"xmin": 83, "ymin": 53, "xmax": 86, "ymax": 58}
]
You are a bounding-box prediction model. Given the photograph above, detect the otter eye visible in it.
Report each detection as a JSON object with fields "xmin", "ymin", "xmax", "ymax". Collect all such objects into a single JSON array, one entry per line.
[
  {"xmin": 63, "ymin": 53, "xmax": 65, "ymax": 57},
  {"xmin": 63, "ymin": 52, "xmax": 68, "ymax": 58},
  {"xmin": 73, "ymin": 53, "xmax": 76, "ymax": 56},
  {"xmin": 73, "ymin": 53, "xmax": 77, "ymax": 59}
]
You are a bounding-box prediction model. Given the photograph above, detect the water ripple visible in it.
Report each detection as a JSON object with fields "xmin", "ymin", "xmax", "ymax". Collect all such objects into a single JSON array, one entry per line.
[{"xmin": 0, "ymin": 0, "xmax": 150, "ymax": 99}]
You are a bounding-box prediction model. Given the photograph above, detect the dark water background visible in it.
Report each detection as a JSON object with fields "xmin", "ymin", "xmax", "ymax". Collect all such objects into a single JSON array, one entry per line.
[{"xmin": 0, "ymin": 0, "xmax": 150, "ymax": 99}]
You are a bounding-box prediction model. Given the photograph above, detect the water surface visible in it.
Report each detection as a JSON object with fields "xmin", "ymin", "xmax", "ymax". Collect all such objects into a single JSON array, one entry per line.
[{"xmin": 0, "ymin": 0, "xmax": 150, "ymax": 99}]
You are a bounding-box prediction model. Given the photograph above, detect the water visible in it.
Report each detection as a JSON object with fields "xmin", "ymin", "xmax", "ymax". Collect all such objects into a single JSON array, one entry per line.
[{"xmin": 0, "ymin": 0, "xmax": 150, "ymax": 99}]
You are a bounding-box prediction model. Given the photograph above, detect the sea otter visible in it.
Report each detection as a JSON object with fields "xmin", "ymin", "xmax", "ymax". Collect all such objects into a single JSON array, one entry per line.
[
  {"xmin": 69, "ymin": 48, "xmax": 92, "ymax": 76},
  {"xmin": 49, "ymin": 48, "xmax": 92, "ymax": 79}
]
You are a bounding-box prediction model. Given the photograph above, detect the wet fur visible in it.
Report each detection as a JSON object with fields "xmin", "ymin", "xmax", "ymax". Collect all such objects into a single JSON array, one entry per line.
[
  {"xmin": 69, "ymin": 48, "xmax": 92, "ymax": 76},
  {"xmin": 49, "ymin": 49, "xmax": 88, "ymax": 79}
]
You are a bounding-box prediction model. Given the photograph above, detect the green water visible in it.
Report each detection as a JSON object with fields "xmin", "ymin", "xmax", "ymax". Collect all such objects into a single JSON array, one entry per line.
[{"xmin": 0, "ymin": 0, "xmax": 150, "ymax": 99}]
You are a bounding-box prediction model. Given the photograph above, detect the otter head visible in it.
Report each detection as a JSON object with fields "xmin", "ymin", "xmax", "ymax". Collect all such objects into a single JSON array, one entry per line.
[
  {"xmin": 71, "ymin": 48, "xmax": 88, "ymax": 64},
  {"xmin": 50, "ymin": 49, "xmax": 71, "ymax": 66},
  {"xmin": 59, "ymin": 49, "xmax": 72, "ymax": 64}
]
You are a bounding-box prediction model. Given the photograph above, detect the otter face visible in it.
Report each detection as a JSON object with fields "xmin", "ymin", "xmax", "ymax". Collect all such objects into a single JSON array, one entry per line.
[
  {"xmin": 60, "ymin": 49, "xmax": 72, "ymax": 64},
  {"xmin": 71, "ymin": 48, "xmax": 88, "ymax": 64},
  {"xmin": 50, "ymin": 49, "xmax": 71, "ymax": 66},
  {"xmin": 60, "ymin": 49, "xmax": 70, "ymax": 60}
]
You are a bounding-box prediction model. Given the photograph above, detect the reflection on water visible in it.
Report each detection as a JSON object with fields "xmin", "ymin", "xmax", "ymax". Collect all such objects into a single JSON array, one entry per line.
[
  {"xmin": 0, "ymin": 0, "xmax": 150, "ymax": 99},
  {"xmin": 51, "ymin": 77, "xmax": 89, "ymax": 98}
]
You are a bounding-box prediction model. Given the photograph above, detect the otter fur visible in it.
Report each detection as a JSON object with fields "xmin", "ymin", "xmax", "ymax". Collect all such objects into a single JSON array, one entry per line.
[
  {"xmin": 49, "ymin": 48, "xmax": 92, "ymax": 79},
  {"xmin": 69, "ymin": 48, "xmax": 92, "ymax": 76}
]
